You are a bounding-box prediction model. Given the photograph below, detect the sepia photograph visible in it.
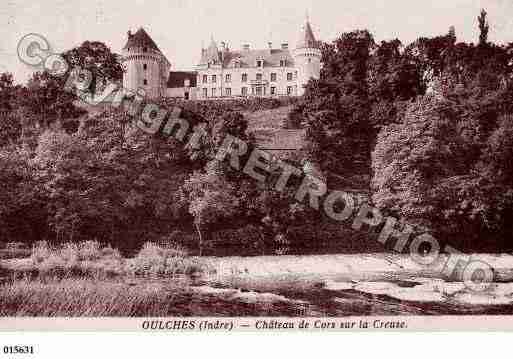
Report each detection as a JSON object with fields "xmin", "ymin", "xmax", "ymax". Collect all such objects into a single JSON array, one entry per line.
[{"xmin": 1, "ymin": 0, "xmax": 513, "ymax": 332}]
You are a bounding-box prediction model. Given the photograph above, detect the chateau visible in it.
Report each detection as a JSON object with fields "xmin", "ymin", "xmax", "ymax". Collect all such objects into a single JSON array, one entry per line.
[{"xmin": 122, "ymin": 17, "xmax": 321, "ymax": 100}]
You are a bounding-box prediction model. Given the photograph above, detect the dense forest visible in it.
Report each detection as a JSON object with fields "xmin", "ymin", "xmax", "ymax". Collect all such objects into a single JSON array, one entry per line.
[{"xmin": 1, "ymin": 10, "xmax": 512, "ymax": 255}]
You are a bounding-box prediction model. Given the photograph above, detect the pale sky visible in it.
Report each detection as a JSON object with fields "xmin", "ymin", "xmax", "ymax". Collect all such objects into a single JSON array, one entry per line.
[{"xmin": 2, "ymin": 0, "xmax": 513, "ymax": 83}]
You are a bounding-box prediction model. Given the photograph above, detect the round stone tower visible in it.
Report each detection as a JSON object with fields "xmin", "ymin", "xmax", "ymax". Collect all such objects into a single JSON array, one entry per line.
[
  {"xmin": 293, "ymin": 18, "xmax": 321, "ymax": 96},
  {"xmin": 122, "ymin": 28, "xmax": 171, "ymax": 99}
]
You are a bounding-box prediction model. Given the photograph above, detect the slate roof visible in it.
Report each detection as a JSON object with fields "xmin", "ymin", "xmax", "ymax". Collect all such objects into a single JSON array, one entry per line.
[
  {"xmin": 227, "ymin": 48, "xmax": 294, "ymax": 67},
  {"xmin": 199, "ymin": 48, "xmax": 295, "ymax": 68},
  {"xmin": 167, "ymin": 71, "xmax": 197, "ymax": 88},
  {"xmin": 296, "ymin": 20, "xmax": 320, "ymax": 49},
  {"xmin": 204, "ymin": 38, "xmax": 221, "ymax": 64},
  {"xmin": 123, "ymin": 28, "xmax": 161, "ymax": 52},
  {"xmin": 198, "ymin": 19, "xmax": 319, "ymax": 67}
]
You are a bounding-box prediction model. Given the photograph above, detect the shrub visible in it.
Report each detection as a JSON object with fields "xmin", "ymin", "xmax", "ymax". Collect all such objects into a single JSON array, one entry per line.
[
  {"xmin": 77, "ymin": 241, "xmax": 101, "ymax": 261},
  {"xmin": 0, "ymin": 242, "xmax": 30, "ymax": 260},
  {"xmin": 31, "ymin": 241, "xmax": 53, "ymax": 264},
  {"xmin": 130, "ymin": 242, "xmax": 201, "ymax": 277},
  {"xmin": 28, "ymin": 241, "xmax": 124, "ymax": 279}
]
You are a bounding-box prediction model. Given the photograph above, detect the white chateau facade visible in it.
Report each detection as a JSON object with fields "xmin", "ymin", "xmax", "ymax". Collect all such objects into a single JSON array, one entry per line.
[{"xmin": 122, "ymin": 17, "xmax": 321, "ymax": 100}]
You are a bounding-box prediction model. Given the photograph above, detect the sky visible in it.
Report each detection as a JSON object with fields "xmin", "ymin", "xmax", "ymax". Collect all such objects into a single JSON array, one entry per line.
[{"xmin": 2, "ymin": 0, "xmax": 513, "ymax": 84}]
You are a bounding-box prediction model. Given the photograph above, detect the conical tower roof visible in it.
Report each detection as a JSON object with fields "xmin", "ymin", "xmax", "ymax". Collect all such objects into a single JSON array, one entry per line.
[
  {"xmin": 123, "ymin": 27, "xmax": 161, "ymax": 52},
  {"xmin": 205, "ymin": 36, "xmax": 221, "ymax": 64},
  {"xmin": 296, "ymin": 19, "xmax": 319, "ymax": 49}
]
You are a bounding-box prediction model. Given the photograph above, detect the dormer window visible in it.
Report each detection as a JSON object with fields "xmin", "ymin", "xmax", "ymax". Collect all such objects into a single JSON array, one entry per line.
[{"xmin": 231, "ymin": 56, "xmax": 242, "ymax": 68}]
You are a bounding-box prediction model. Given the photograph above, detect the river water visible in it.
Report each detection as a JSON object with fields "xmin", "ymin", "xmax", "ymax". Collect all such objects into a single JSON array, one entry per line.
[{"xmin": 186, "ymin": 253, "xmax": 513, "ymax": 316}]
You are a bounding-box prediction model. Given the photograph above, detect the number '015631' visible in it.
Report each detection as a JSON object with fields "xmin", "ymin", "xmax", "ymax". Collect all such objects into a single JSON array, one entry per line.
[{"xmin": 3, "ymin": 346, "xmax": 34, "ymax": 355}]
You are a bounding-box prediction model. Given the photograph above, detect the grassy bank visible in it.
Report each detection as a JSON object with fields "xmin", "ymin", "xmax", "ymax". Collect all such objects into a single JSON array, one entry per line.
[
  {"xmin": 0, "ymin": 278, "xmax": 189, "ymax": 316},
  {"xmin": 1, "ymin": 241, "xmax": 211, "ymax": 279},
  {"xmin": 0, "ymin": 241, "xmax": 217, "ymax": 316}
]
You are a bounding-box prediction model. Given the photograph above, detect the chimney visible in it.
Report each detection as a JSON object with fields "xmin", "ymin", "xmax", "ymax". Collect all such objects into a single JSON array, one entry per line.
[
  {"xmin": 243, "ymin": 44, "xmax": 250, "ymax": 51},
  {"xmin": 281, "ymin": 43, "xmax": 288, "ymax": 50}
]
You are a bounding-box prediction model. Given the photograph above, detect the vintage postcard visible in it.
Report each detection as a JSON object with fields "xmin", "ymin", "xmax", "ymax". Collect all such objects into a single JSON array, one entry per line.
[{"xmin": 1, "ymin": 0, "xmax": 513, "ymax": 333}]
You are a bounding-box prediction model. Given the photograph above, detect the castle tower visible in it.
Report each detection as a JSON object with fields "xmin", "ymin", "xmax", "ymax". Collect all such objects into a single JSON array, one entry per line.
[
  {"xmin": 293, "ymin": 17, "xmax": 321, "ymax": 96},
  {"xmin": 122, "ymin": 28, "xmax": 171, "ymax": 99}
]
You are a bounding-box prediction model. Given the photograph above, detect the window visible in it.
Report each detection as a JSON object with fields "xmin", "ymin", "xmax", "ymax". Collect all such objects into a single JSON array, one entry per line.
[
  {"xmin": 280, "ymin": 60, "xmax": 285, "ymax": 67},
  {"xmin": 212, "ymin": 88, "xmax": 217, "ymax": 97},
  {"xmin": 225, "ymin": 74, "xmax": 231, "ymax": 83},
  {"xmin": 143, "ymin": 79, "xmax": 148, "ymax": 85},
  {"xmin": 270, "ymin": 73, "xmax": 277, "ymax": 82},
  {"xmin": 143, "ymin": 47, "xmax": 148, "ymax": 52},
  {"xmin": 143, "ymin": 64, "xmax": 147, "ymax": 71},
  {"xmin": 256, "ymin": 73, "xmax": 262, "ymax": 81},
  {"xmin": 287, "ymin": 73, "xmax": 293, "ymax": 81},
  {"xmin": 257, "ymin": 60, "xmax": 263, "ymax": 67},
  {"xmin": 202, "ymin": 75, "xmax": 208, "ymax": 84},
  {"xmin": 212, "ymin": 75, "xmax": 217, "ymax": 83},
  {"xmin": 287, "ymin": 86, "xmax": 293, "ymax": 95},
  {"xmin": 225, "ymin": 88, "xmax": 231, "ymax": 96},
  {"xmin": 270, "ymin": 86, "xmax": 276, "ymax": 95},
  {"xmin": 241, "ymin": 87, "xmax": 248, "ymax": 96},
  {"xmin": 295, "ymin": 71, "xmax": 298, "ymax": 79},
  {"xmin": 203, "ymin": 88, "xmax": 208, "ymax": 98},
  {"xmin": 242, "ymin": 73, "xmax": 248, "ymax": 82}
]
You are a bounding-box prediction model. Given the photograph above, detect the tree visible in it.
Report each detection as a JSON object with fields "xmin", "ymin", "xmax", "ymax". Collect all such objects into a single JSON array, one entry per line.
[
  {"xmin": 181, "ymin": 161, "xmax": 240, "ymax": 255},
  {"xmin": 298, "ymin": 30, "xmax": 375, "ymax": 185},
  {"xmin": 0, "ymin": 145, "xmax": 47, "ymax": 244},
  {"xmin": 448, "ymin": 26, "xmax": 456, "ymax": 43},
  {"xmin": 372, "ymin": 92, "xmax": 513, "ymax": 250},
  {"xmin": 19, "ymin": 71, "xmax": 84, "ymax": 129},
  {"xmin": 62, "ymin": 41, "xmax": 123, "ymax": 95},
  {"xmin": 367, "ymin": 39, "xmax": 423, "ymax": 129},
  {"xmin": 478, "ymin": 9, "xmax": 489, "ymax": 46},
  {"xmin": 0, "ymin": 73, "xmax": 14, "ymax": 111},
  {"xmin": 0, "ymin": 73, "xmax": 22, "ymax": 145}
]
